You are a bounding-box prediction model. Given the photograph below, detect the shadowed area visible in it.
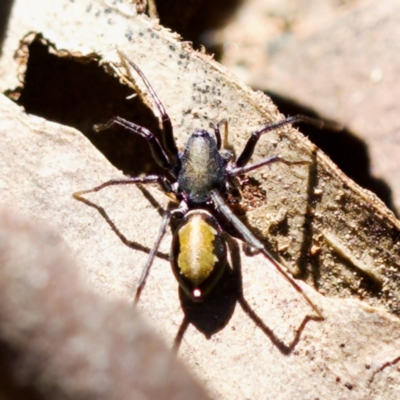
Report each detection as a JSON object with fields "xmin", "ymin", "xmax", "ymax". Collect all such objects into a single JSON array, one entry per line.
[
  {"xmin": 268, "ymin": 92, "xmax": 398, "ymax": 217},
  {"xmin": 154, "ymin": 0, "xmax": 244, "ymax": 50},
  {"xmin": 7, "ymin": 34, "xmax": 165, "ymax": 177}
]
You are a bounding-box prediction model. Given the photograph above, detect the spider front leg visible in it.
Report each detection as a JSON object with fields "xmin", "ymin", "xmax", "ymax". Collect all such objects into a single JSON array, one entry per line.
[
  {"xmin": 94, "ymin": 117, "xmax": 174, "ymax": 171},
  {"xmin": 235, "ymin": 115, "xmax": 325, "ymax": 168},
  {"xmin": 210, "ymin": 190, "xmax": 323, "ymax": 319},
  {"xmin": 228, "ymin": 155, "xmax": 310, "ymax": 176},
  {"xmin": 94, "ymin": 55, "xmax": 182, "ymax": 171},
  {"xmin": 117, "ymin": 51, "xmax": 179, "ymax": 164}
]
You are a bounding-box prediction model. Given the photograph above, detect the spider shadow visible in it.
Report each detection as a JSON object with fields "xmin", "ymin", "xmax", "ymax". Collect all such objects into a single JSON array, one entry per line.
[
  {"xmin": 297, "ymin": 150, "xmax": 385, "ymax": 297},
  {"xmin": 74, "ymin": 190, "xmax": 169, "ymax": 262},
  {"xmin": 174, "ymin": 235, "xmax": 320, "ymax": 355}
]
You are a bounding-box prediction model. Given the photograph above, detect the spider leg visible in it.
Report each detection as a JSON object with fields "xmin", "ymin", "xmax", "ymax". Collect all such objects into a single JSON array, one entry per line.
[
  {"xmin": 73, "ymin": 175, "xmax": 169, "ymax": 200},
  {"xmin": 73, "ymin": 174, "xmax": 176, "ymax": 303},
  {"xmin": 94, "ymin": 117, "xmax": 173, "ymax": 171},
  {"xmin": 134, "ymin": 210, "xmax": 171, "ymax": 304},
  {"xmin": 117, "ymin": 50, "xmax": 179, "ymax": 164},
  {"xmin": 235, "ymin": 115, "xmax": 326, "ymax": 168},
  {"xmin": 210, "ymin": 119, "xmax": 227, "ymax": 150},
  {"xmin": 228, "ymin": 155, "xmax": 309, "ymax": 176},
  {"xmin": 210, "ymin": 190, "xmax": 323, "ymax": 319},
  {"xmin": 134, "ymin": 207, "xmax": 185, "ymax": 304},
  {"xmin": 211, "ymin": 118, "xmax": 237, "ymax": 157}
]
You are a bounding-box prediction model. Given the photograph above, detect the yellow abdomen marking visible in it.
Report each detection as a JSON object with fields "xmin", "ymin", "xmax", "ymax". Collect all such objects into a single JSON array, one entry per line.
[{"xmin": 177, "ymin": 214, "xmax": 218, "ymax": 285}]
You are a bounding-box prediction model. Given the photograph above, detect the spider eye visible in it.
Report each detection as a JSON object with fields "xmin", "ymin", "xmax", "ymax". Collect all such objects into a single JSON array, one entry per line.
[{"xmin": 171, "ymin": 210, "xmax": 227, "ymax": 301}]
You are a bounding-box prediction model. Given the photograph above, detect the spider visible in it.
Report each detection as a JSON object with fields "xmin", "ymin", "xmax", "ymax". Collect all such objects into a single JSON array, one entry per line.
[{"xmin": 73, "ymin": 52, "xmax": 324, "ymax": 319}]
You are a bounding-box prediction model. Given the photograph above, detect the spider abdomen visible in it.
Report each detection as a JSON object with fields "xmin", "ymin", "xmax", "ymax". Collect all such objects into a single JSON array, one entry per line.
[{"xmin": 171, "ymin": 210, "xmax": 227, "ymax": 301}]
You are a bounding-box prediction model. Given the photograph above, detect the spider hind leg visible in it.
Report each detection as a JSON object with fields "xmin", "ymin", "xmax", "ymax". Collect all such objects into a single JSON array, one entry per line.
[{"xmin": 211, "ymin": 190, "xmax": 323, "ymax": 319}]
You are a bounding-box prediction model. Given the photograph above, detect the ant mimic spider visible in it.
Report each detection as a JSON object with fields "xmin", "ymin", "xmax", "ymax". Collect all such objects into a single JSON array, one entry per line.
[{"xmin": 73, "ymin": 51, "xmax": 324, "ymax": 319}]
